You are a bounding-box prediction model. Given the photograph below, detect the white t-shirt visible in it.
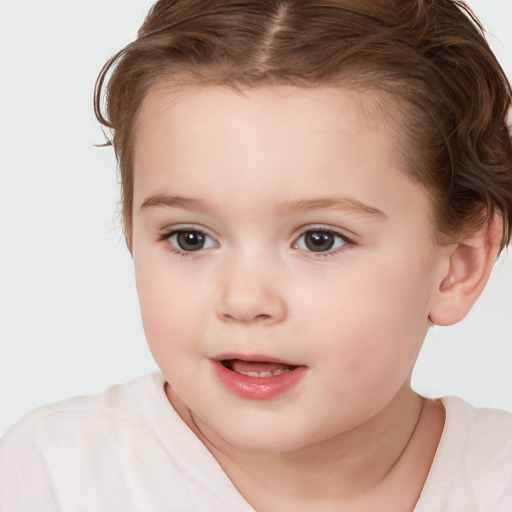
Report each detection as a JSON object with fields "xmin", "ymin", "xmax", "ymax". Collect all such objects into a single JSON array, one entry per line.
[{"xmin": 1, "ymin": 372, "xmax": 511, "ymax": 511}]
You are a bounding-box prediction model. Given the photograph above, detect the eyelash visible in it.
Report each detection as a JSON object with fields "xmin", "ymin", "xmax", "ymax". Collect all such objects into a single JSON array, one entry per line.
[
  {"xmin": 158, "ymin": 225, "xmax": 353, "ymax": 259},
  {"xmin": 158, "ymin": 227, "xmax": 217, "ymax": 259},
  {"xmin": 294, "ymin": 226, "xmax": 352, "ymax": 259}
]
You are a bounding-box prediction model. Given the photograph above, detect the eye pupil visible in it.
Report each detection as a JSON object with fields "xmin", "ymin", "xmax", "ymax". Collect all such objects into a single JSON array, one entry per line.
[
  {"xmin": 177, "ymin": 231, "xmax": 205, "ymax": 251},
  {"xmin": 305, "ymin": 231, "xmax": 335, "ymax": 252}
]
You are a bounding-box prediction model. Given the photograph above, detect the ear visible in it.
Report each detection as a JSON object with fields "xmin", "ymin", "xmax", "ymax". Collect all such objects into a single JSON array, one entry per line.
[{"xmin": 428, "ymin": 215, "xmax": 502, "ymax": 326}]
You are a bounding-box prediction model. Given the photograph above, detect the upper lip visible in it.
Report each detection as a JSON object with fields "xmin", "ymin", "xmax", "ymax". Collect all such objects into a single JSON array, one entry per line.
[{"xmin": 211, "ymin": 353, "xmax": 304, "ymax": 366}]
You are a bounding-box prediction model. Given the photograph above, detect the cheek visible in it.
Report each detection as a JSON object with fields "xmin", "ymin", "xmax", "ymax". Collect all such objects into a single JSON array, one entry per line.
[
  {"xmin": 295, "ymin": 254, "xmax": 433, "ymax": 378},
  {"xmin": 134, "ymin": 259, "xmax": 205, "ymax": 358}
]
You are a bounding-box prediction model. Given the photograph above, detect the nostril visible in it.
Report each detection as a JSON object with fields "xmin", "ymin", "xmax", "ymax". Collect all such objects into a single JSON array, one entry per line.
[
  {"xmin": 220, "ymin": 312, "xmax": 273, "ymax": 324},
  {"xmin": 255, "ymin": 313, "xmax": 272, "ymax": 322}
]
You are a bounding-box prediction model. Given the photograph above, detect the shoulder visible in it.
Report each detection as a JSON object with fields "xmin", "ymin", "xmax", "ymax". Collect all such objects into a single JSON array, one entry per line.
[
  {"xmin": 416, "ymin": 397, "xmax": 512, "ymax": 512},
  {"xmin": 0, "ymin": 372, "xmax": 166, "ymax": 511},
  {"xmin": 441, "ymin": 396, "xmax": 512, "ymax": 459},
  {"xmin": 0, "ymin": 372, "xmax": 167, "ymax": 465},
  {"xmin": 1, "ymin": 372, "xmax": 165, "ymax": 441}
]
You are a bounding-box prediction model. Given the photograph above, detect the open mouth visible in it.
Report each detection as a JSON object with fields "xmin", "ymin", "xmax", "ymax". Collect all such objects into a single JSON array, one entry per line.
[
  {"xmin": 213, "ymin": 356, "xmax": 307, "ymax": 399},
  {"xmin": 221, "ymin": 359, "xmax": 297, "ymax": 377}
]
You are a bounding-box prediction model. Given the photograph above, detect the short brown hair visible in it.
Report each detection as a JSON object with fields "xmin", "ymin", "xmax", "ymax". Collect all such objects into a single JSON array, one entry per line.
[{"xmin": 95, "ymin": 0, "xmax": 512, "ymax": 250}]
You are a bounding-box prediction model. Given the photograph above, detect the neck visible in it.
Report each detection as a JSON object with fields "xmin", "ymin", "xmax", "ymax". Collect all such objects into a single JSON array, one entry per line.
[{"xmin": 168, "ymin": 383, "xmax": 444, "ymax": 510}]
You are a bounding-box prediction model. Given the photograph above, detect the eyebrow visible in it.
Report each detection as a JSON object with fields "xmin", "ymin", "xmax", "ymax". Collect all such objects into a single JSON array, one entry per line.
[
  {"xmin": 276, "ymin": 197, "xmax": 387, "ymax": 219},
  {"xmin": 139, "ymin": 193, "xmax": 387, "ymax": 219},
  {"xmin": 140, "ymin": 194, "xmax": 211, "ymax": 213}
]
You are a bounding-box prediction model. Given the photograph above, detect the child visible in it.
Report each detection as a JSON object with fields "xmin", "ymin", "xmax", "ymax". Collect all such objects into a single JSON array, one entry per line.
[{"xmin": 1, "ymin": 0, "xmax": 512, "ymax": 510}]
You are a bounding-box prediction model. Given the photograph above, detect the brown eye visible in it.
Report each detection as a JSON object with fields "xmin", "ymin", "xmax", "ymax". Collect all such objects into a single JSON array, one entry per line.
[
  {"xmin": 295, "ymin": 229, "xmax": 347, "ymax": 253},
  {"xmin": 168, "ymin": 230, "xmax": 217, "ymax": 252},
  {"xmin": 176, "ymin": 231, "xmax": 204, "ymax": 251},
  {"xmin": 304, "ymin": 231, "xmax": 334, "ymax": 252}
]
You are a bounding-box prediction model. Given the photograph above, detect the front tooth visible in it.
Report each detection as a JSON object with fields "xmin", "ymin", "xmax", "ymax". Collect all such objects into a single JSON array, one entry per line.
[
  {"xmin": 235, "ymin": 368, "xmax": 289, "ymax": 377},
  {"xmin": 237, "ymin": 370, "xmax": 274, "ymax": 377}
]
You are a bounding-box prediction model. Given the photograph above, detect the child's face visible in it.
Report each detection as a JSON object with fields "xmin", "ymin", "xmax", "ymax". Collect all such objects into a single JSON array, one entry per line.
[{"xmin": 132, "ymin": 85, "xmax": 447, "ymax": 453}]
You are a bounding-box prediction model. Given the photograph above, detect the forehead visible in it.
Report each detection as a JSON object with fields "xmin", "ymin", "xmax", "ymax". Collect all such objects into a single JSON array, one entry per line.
[
  {"xmin": 133, "ymin": 84, "xmax": 399, "ymax": 178},
  {"xmin": 131, "ymin": 84, "xmax": 433, "ymax": 229},
  {"xmin": 134, "ymin": 84, "xmax": 397, "ymax": 149}
]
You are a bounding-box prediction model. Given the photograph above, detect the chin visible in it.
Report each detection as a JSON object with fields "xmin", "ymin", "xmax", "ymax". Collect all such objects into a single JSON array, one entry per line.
[{"xmin": 209, "ymin": 416, "xmax": 323, "ymax": 454}]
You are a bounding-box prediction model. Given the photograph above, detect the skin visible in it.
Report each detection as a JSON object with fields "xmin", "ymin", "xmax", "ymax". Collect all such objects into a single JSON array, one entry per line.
[{"xmin": 131, "ymin": 85, "xmax": 453, "ymax": 511}]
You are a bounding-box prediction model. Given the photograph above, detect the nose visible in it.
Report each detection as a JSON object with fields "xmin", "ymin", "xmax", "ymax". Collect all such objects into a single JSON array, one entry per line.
[{"xmin": 214, "ymin": 254, "xmax": 287, "ymax": 325}]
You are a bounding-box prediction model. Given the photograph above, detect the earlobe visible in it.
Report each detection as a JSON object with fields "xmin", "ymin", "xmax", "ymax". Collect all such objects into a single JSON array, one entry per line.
[{"xmin": 428, "ymin": 216, "xmax": 502, "ymax": 326}]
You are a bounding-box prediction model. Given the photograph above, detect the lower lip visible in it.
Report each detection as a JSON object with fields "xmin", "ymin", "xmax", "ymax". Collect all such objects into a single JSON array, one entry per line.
[{"xmin": 212, "ymin": 360, "xmax": 307, "ymax": 400}]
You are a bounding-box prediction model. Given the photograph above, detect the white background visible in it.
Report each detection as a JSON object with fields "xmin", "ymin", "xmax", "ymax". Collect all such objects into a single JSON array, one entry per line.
[{"xmin": 1, "ymin": 0, "xmax": 511, "ymax": 435}]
